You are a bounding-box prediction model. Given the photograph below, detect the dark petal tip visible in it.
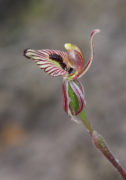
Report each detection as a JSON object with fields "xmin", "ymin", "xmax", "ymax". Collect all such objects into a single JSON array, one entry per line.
[{"xmin": 24, "ymin": 48, "xmax": 30, "ymax": 59}]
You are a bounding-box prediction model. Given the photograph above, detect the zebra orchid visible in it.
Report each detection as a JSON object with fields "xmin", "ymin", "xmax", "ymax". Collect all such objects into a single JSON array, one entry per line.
[
  {"xmin": 24, "ymin": 29, "xmax": 100, "ymax": 121},
  {"xmin": 23, "ymin": 30, "xmax": 126, "ymax": 179}
]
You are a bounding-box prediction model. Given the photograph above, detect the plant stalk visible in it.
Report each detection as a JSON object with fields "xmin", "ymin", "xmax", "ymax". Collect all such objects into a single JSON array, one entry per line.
[{"xmin": 78, "ymin": 110, "xmax": 126, "ymax": 180}]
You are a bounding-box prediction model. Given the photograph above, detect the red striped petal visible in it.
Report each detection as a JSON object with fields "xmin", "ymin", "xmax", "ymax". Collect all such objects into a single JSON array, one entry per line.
[
  {"xmin": 62, "ymin": 79, "xmax": 86, "ymax": 122},
  {"xmin": 78, "ymin": 29, "xmax": 100, "ymax": 78},
  {"xmin": 69, "ymin": 80, "xmax": 85, "ymax": 115}
]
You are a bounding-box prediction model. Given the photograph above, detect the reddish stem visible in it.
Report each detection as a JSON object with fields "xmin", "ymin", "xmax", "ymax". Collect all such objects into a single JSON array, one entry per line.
[
  {"xmin": 78, "ymin": 111, "xmax": 126, "ymax": 179},
  {"xmin": 92, "ymin": 131, "xmax": 126, "ymax": 180}
]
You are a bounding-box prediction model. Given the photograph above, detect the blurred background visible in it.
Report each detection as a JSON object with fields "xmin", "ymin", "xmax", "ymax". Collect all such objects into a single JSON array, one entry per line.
[{"xmin": 0, "ymin": 0, "xmax": 126, "ymax": 179}]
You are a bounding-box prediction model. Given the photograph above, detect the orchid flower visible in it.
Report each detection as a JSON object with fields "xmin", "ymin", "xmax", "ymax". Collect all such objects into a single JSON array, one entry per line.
[
  {"xmin": 24, "ymin": 29, "xmax": 100, "ymax": 121},
  {"xmin": 23, "ymin": 30, "xmax": 126, "ymax": 179}
]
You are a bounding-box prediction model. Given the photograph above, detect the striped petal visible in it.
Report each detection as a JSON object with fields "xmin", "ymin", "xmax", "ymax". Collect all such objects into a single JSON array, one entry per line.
[
  {"xmin": 24, "ymin": 49, "xmax": 69, "ymax": 77},
  {"xmin": 78, "ymin": 29, "xmax": 100, "ymax": 78},
  {"xmin": 62, "ymin": 79, "xmax": 86, "ymax": 122},
  {"xmin": 62, "ymin": 80, "xmax": 69, "ymax": 115}
]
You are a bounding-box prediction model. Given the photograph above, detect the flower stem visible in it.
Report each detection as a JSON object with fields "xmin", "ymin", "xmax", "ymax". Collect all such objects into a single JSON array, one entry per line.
[
  {"xmin": 92, "ymin": 131, "xmax": 126, "ymax": 180},
  {"xmin": 78, "ymin": 110, "xmax": 126, "ymax": 180},
  {"xmin": 78, "ymin": 110, "xmax": 93, "ymax": 135}
]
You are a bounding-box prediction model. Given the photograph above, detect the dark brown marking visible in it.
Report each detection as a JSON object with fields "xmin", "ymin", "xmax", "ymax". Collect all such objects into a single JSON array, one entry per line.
[
  {"xmin": 68, "ymin": 67, "xmax": 73, "ymax": 74},
  {"xmin": 49, "ymin": 53, "xmax": 67, "ymax": 70}
]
